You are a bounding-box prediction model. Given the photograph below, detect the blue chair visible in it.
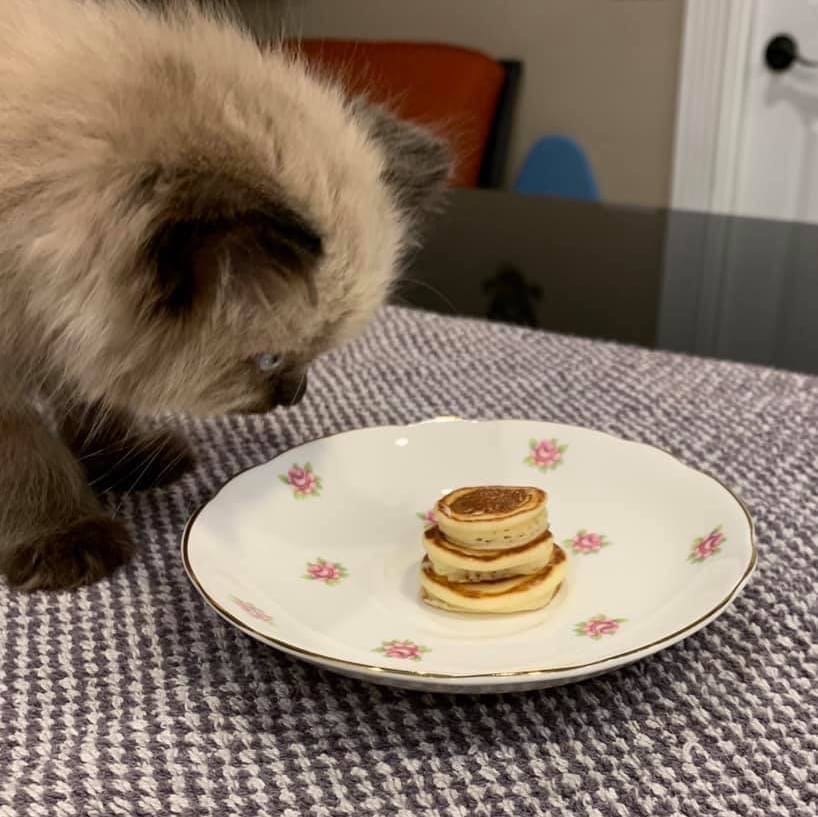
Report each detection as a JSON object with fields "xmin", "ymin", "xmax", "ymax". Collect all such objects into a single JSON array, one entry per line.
[{"xmin": 513, "ymin": 135, "xmax": 600, "ymax": 201}]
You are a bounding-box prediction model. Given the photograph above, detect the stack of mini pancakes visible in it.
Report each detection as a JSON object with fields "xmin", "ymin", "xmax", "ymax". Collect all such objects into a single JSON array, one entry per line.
[{"xmin": 420, "ymin": 486, "xmax": 567, "ymax": 614}]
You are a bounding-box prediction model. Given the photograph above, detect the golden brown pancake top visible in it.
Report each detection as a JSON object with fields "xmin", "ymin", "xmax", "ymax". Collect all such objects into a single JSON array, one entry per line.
[{"xmin": 438, "ymin": 486, "xmax": 545, "ymax": 520}]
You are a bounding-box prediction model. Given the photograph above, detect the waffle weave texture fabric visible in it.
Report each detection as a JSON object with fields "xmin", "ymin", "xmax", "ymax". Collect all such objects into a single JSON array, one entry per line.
[{"xmin": 1, "ymin": 307, "xmax": 815, "ymax": 817}]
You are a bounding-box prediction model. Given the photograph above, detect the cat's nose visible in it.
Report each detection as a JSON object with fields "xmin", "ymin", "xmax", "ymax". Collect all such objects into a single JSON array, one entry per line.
[{"xmin": 270, "ymin": 369, "xmax": 308, "ymax": 407}]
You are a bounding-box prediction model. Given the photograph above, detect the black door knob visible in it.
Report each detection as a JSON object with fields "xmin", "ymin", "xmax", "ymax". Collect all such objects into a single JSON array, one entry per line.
[
  {"xmin": 765, "ymin": 33, "xmax": 818, "ymax": 72},
  {"xmin": 766, "ymin": 34, "xmax": 798, "ymax": 72}
]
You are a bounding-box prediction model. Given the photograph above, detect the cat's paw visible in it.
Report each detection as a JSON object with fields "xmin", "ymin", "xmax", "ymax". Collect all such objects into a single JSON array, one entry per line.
[
  {"xmin": 82, "ymin": 427, "xmax": 195, "ymax": 493},
  {"xmin": 1, "ymin": 515, "xmax": 136, "ymax": 591}
]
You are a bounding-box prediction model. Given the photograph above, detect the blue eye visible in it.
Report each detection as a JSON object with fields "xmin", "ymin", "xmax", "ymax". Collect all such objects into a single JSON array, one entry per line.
[{"xmin": 255, "ymin": 353, "xmax": 283, "ymax": 374}]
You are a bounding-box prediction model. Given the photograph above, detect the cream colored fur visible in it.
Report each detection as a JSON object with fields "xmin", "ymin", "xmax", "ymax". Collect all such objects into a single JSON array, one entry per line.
[
  {"xmin": 0, "ymin": 0, "xmax": 409, "ymax": 414},
  {"xmin": 0, "ymin": 0, "xmax": 448, "ymax": 590}
]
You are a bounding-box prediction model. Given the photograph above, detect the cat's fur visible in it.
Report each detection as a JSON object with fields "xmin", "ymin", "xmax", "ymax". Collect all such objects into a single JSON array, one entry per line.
[{"xmin": 0, "ymin": 0, "xmax": 449, "ymax": 590}]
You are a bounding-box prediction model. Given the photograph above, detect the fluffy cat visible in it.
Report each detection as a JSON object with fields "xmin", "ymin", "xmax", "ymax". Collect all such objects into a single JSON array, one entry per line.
[{"xmin": 0, "ymin": 0, "xmax": 449, "ymax": 590}]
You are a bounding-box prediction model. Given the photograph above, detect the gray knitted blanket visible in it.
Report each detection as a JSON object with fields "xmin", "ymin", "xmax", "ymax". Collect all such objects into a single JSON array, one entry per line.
[{"xmin": 1, "ymin": 307, "xmax": 816, "ymax": 817}]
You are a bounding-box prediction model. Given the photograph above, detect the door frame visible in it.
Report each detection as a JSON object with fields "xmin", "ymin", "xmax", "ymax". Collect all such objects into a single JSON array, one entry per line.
[
  {"xmin": 661, "ymin": 0, "xmax": 805, "ymax": 370},
  {"xmin": 670, "ymin": 0, "xmax": 757, "ymax": 214}
]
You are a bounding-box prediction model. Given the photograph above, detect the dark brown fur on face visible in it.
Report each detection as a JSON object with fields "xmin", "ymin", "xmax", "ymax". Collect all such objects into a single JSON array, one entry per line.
[{"xmin": 0, "ymin": 0, "xmax": 450, "ymax": 591}]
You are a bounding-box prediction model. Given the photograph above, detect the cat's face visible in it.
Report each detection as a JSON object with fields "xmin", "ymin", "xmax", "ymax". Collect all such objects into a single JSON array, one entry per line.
[{"xmin": 22, "ymin": 11, "xmax": 449, "ymax": 415}]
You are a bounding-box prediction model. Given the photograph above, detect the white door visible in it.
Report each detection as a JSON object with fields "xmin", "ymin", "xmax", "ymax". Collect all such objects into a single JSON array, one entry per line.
[
  {"xmin": 663, "ymin": 0, "xmax": 818, "ymax": 372},
  {"xmin": 734, "ymin": 0, "xmax": 818, "ymax": 224}
]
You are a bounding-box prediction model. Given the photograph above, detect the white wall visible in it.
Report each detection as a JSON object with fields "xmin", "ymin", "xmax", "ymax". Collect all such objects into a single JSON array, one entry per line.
[{"xmin": 240, "ymin": 0, "xmax": 684, "ymax": 207}]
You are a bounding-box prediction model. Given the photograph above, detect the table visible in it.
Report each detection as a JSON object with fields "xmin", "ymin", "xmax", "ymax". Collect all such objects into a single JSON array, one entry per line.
[
  {"xmin": 405, "ymin": 190, "xmax": 818, "ymax": 375},
  {"xmin": 1, "ymin": 300, "xmax": 816, "ymax": 814}
]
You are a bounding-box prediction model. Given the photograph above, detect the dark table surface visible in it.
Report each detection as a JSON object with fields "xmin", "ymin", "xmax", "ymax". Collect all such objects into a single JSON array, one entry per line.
[{"xmin": 403, "ymin": 189, "xmax": 818, "ymax": 375}]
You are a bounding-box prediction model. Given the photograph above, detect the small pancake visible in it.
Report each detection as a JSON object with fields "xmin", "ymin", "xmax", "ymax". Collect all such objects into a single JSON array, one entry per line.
[
  {"xmin": 422, "ymin": 525, "xmax": 554, "ymax": 582},
  {"xmin": 435, "ymin": 486, "xmax": 548, "ymax": 549},
  {"xmin": 420, "ymin": 546, "xmax": 567, "ymax": 614}
]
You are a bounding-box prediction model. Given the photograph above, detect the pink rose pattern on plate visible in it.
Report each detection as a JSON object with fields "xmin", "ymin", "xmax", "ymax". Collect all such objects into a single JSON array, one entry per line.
[
  {"xmin": 279, "ymin": 463, "xmax": 322, "ymax": 498},
  {"xmin": 575, "ymin": 614, "xmax": 625, "ymax": 640},
  {"xmin": 230, "ymin": 595, "xmax": 273, "ymax": 624},
  {"xmin": 373, "ymin": 639, "xmax": 430, "ymax": 661},
  {"xmin": 417, "ymin": 509, "xmax": 437, "ymax": 528},
  {"xmin": 303, "ymin": 558, "xmax": 348, "ymax": 586},
  {"xmin": 689, "ymin": 526, "xmax": 725, "ymax": 563},
  {"xmin": 566, "ymin": 529, "xmax": 610, "ymax": 555},
  {"xmin": 525, "ymin": 438, "xmax": 566, "ymax": 472}
]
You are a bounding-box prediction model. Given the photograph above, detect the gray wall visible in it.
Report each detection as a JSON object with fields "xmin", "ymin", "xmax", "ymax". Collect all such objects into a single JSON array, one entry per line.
[{"xmin": 239, "ymin": 0, "xmax": 685, "ymax": 207}]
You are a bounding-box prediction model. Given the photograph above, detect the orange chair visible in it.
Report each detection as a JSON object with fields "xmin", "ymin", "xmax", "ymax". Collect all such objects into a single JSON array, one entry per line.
[{"xmin": 292, "ymin": 40, "xmax": 520, "ymax": 188}]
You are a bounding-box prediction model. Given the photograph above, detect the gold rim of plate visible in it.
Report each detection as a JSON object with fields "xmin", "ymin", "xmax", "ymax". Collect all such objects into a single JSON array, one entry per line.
[{"xmin": 181, "ymin": 418, "xmax": 758, "ymax": 681}]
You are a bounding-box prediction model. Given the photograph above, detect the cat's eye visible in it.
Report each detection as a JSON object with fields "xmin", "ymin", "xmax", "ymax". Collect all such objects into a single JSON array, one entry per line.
[{"xmin": 254, "ymin": 353, "xmax": 283, "ymax": 374}]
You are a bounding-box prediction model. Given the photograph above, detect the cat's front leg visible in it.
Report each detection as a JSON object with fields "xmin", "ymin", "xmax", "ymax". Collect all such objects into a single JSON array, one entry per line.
[{"xmin": 0, "ymin": 405, "xmax": 134, "ymax": 591}]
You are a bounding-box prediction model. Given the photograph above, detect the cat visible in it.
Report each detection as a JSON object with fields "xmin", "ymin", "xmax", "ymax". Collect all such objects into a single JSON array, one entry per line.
[{"xmin": 0, "ymin": 0, "xmax": 449, "ymax": 590}]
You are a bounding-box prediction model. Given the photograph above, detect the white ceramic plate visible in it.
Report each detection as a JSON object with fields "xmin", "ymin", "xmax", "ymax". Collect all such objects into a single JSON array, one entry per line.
[{"xmin": 183, "ymin": 419, "xmax": 756, "ymax": 693}]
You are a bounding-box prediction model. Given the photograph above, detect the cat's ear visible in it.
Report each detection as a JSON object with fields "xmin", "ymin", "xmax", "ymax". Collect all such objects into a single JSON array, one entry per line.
[
  {"xmin": 355, "ymin": 101, "xmax": 452, "ymax": 219},
  {"xmin": 145, "ymin": 191, "xmax": 322, "ymax": 314}
]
